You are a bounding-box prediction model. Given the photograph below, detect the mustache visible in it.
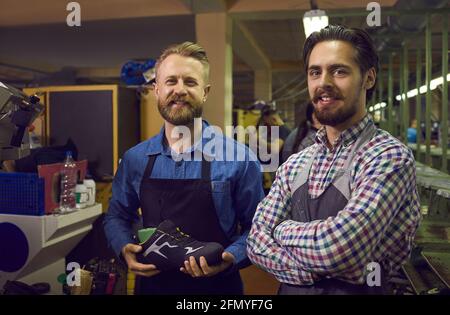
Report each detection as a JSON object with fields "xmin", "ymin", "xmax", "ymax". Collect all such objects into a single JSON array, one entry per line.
[{"xmin": 312, "ymin": 87, "xmax": 344, "ymax": 103}]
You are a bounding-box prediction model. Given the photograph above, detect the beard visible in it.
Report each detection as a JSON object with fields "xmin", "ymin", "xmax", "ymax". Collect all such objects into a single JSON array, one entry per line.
[
  {"xmin": 157, "ymin": 96, "xmax": 203, "ymax": 126},
  {"xmin": 311, "ymin": 82, "xmax": 363, "ymax": 127},
  {"xmin": 314, "ymin": 101, "xmax": 358, "ymax": 126}
]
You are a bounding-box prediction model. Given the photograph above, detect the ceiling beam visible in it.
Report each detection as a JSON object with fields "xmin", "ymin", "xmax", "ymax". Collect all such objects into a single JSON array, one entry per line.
[
  {"xmin": 0, "ymin": 57, "xmax": 57, "ymax": 73},
  {"xmin": 232, "ymin": 7, "xmax": 450, "ymax": 20},
  {"xmin": 0, "ymin": 0, "xmax": 191, "ymax": 27},
  {"xmin": 76, "ymin": 67, "xmax": 122, "ymax": 78},
  {"xmin": 179, "ymin": 0, "xmax": 238, "ymax": 13},
  {"xmin": 0, "ymin": 65, "xmax": 35, "ymax": 81},
  {"xmin": 228, "ymin": 0, "xmax": 397, "ymax": 13},
  {"xmin": 271, "ymin": 60, "xmax": 303, "ymax": 72}
]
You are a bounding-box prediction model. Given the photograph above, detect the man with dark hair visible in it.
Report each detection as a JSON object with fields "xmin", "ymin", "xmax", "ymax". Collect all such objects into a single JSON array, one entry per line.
[
  {"xmin": 247, "ymin": 25, "xmax": 421, "ymax": 294},
  {"xmin": 104, "ymin": 42, "xmax": 264, "ymax": 294}
]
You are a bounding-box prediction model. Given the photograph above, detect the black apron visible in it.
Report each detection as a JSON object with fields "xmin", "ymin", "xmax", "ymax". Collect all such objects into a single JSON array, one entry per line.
[
  {"xmin": 137, "ymin": 154, "xmax": 243, "ymax": 295},
  {"xmin": 278, "ymin": 123, "xmax": 388, "ymax": 295}
]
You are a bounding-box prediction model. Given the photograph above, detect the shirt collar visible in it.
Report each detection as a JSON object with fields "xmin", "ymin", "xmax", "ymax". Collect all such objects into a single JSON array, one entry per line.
[
  {"xmin": 144, "ymin": 119, "xmax": 212, "ymax": 157},
  {"xmin": 315, "ymin": 114, "xmax": 373, "ymax": 149}
]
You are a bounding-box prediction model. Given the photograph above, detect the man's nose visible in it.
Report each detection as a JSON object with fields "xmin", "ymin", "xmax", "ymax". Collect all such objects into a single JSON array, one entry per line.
[
  {"xmin": 318, "ymin": 72, "xmax": 333, "ymax": 88},
  {"xmin": 173, "ymin": 81, "xmax": 187, "ymax": 95}
]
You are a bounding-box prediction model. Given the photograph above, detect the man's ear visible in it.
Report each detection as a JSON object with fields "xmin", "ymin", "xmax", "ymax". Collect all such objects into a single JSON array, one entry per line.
[
  {"xmin": 203, "ymin": 85, "xmax": 211, "ymax": 102},
  {"xmin": 153, "ymin": 82, "xmax": 159, "ymax": 98},
  {"xmin": 365, "ymin": 67, "xmax": 377, "ymax": 91}
]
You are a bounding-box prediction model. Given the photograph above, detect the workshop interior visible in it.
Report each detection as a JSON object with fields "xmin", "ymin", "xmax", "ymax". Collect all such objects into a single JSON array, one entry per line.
[{"xmin": 0, "ymin": 0, "xmax": 449, "ymax": 295}]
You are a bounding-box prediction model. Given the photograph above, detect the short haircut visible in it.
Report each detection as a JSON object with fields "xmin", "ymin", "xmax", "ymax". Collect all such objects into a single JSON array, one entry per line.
[
  {"xmin": 155, "ymin": 41, "xmax": 210, "ymax": 83},
  {"xmin": 302, "ymin": 25, "xmax": 379, "ymax": 100}
]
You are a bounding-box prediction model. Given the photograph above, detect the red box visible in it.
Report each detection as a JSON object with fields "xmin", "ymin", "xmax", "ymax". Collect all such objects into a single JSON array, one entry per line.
[{"xmin": 37, "ymin": 160, "xmax": 88, "ymax": 214}]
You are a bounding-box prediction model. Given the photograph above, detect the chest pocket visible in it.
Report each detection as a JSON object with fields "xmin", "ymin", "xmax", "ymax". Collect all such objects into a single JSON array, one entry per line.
[{"xmin": 211, "ymin": 181, "xmax": 233, "ymax": 233}]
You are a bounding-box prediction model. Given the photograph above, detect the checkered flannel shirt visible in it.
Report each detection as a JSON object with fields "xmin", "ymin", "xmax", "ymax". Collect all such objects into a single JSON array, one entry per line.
[{"xmin": 247, "ymin": 115, "xmax": 421, "ymax": 285}]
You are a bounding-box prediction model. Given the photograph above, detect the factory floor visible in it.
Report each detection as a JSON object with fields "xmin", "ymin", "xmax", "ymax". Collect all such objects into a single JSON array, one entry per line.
[{"xmin": 240, "ymin": 265, "xmax": 279, "ymax": 295}]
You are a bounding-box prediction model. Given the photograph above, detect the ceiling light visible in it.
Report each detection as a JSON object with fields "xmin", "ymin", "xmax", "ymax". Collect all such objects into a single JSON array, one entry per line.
[
  {"xmin": 396, "ymin": 73, "xmax": 450, "ymax": 101},
  {"xmin": 369, "ymin": 102, "xmax": 386, "ymax": 112},
  {"xmin": 303, "ymin": 10, "xmax": 329, "ymax": 38}
]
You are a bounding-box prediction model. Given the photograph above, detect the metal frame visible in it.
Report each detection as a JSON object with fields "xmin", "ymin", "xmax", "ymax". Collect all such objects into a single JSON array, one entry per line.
[
  {"xmin": 403, "ymin": 41, "xmax": 410, "ymax": 145},
  {"xmin": 388, "ymin": 53, "xmax": 394, "ymax": 135},
  {"xmin": 370, "ymin": 13, "xmax": 448, "ymax": 173},
  {"xmin": 441, "ymin": 14, "xmax": 448, "ymax": 172},
  {"xmin": 425, "ymin": 14, "xmax": 432, "ymax": 166},
  {"xmin": 416, "ymin": 48, "xmax": 422, "ymax": 162},
  {"xmin": 399, "ymin": 50, "xmax": 404, "ymax": 140}
]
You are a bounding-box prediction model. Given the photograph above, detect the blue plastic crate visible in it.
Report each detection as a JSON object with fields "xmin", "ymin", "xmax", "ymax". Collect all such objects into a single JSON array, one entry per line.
[{"xmin": 0, "ymin": 172, "xmax": 45, "ymax": 216}]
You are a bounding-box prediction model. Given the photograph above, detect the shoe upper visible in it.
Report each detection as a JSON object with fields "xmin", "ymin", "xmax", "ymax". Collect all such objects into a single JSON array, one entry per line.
[{"xmin": 137, "ymin": 220, "xmax": 224, "ymax": 271}]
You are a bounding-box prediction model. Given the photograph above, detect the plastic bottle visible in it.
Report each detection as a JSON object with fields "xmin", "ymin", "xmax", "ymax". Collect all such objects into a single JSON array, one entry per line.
[
  {"xmin": 60, "ymin": 151, "xmax": 77, "ymax": 212},
  {"xmin": 83, "ymin": 177, "xmax": 96, "ymax": 207},
  {"xmin": 75, "ymin": 179, "xmax": 88, "ymax": 209}
]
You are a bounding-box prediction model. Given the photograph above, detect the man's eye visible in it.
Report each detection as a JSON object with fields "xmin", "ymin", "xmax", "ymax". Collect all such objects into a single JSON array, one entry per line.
[
  {"xmin": 334, "ymin": 69, "xmax": 347, "ymax": 76},
  {"xmin": 309, "ymin": 70, "xmax": 320, "ymax": 77},
  {"xmin": 185, "ymin": 81, "xmax": 197, "ymax": 87}
]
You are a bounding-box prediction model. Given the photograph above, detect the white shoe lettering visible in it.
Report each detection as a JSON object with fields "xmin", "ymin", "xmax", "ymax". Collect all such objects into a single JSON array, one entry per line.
[
  {"xmin": 185, "ymin": 246, "xmax": 204, "ymax": 255},
  {"xmin": 143, "ymin": 234, "xmax": 178, "ymax": 259}
]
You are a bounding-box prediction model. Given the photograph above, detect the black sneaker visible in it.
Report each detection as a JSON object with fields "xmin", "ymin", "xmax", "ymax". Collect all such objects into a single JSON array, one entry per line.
[{"xmin": 137, "ymin": 220, "xmax": 224, "ymax": 271}]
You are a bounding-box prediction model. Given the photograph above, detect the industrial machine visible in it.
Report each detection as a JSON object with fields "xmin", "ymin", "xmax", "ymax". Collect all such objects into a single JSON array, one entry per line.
[
  {"xmin": 400, "ymin": 162, "xmax": 450, "ymax": 295},
  {"xmin": 0, "ymin": 81, "xmax": 44, "ymax": 163}
]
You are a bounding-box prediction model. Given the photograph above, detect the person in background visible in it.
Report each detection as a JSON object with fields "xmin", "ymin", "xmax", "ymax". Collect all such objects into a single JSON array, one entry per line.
[
  {"xmin": 281, "ymin": 102, "xmax": 322, "ymax": 163},
  {"xmin": 251, "ymin": 106, "xmax": 291, "ymax": 194},
  {"xmin": 407, "ymin": 119, "xmax": 417, "ymax": 144},
  {"xmin": 258, "ymin": 106, "xmax": 291, "ymax": 144}
]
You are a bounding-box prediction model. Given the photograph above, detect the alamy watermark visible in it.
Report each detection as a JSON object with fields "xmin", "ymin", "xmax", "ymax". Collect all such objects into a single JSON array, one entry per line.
[
  {"xmin": 366, "ymin": 262, "xmax": 382, "ymax": 287},
  {"xmin": 66, "ymin": 261, "xmax": 81, "ymax": 287},
  {"xmin": 366, "ymin": 2, "xmax": 381, "ymax": 27},
  {"xmin": 66, "ymin": 2, "xmax": 81, "ymax": 27}
]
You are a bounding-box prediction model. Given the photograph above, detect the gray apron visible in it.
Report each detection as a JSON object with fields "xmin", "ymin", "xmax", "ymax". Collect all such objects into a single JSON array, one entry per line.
[{"xmin": 279, "ymin": 122, "xmax": 387, "ymax": 295}]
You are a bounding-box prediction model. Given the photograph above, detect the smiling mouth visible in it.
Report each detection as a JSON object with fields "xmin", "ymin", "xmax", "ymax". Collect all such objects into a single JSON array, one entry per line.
[
  {"xmin": 170, "ymin": 101, "xmax": 189, "ymax": 107},
  {"xmin": 316, "ymin": 94, "xmax": 341, "ymax": 104}
]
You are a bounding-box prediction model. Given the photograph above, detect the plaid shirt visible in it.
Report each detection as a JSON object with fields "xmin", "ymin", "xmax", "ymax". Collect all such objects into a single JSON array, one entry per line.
[{"xmin": 247, "ymin": 115, "xmax": 421, "ymax": 285}]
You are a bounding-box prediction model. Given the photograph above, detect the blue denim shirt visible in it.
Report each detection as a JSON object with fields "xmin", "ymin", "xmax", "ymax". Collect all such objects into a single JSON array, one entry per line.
[{"xmin": 104, "ymin": 120, "xmax": 264, "ymax": 268}]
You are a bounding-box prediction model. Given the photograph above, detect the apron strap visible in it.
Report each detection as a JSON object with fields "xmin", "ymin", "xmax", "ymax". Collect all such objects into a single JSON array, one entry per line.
[
  {"xmin": 142, "ymin": 154, "xmax": 211, "ymax": 180},
  {"xmin": 143, "ymin": 154, "xmax": 157, "ymax": 180},
  {"xmin": 291, "ymin": 121, "xmax": 378, "ymax": 195},
  {"xmin": 291, "ymin": 149, "xmax": 318, "ymax": 193},
  {"xmin": 201, "ymin": 158, "xmax": 211, "ymax": 180},
  {"xmin": 342, "ymin": 122, "xmax": 377, "ymax": 170},
  {"xmin": 328, "ymin": 122, "xmax": 377, "ymax": 200}
]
